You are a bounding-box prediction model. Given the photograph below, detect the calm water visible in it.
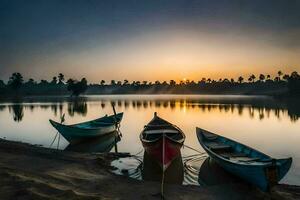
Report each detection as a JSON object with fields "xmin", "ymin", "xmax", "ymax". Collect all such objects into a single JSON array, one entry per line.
[{"xmin": 0, "ymin": 95, "xmax": 299, "ymax": 185}]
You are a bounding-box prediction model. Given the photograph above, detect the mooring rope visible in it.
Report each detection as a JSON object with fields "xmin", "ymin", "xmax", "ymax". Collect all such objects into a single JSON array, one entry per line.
[
  {"xmin": 161, "ymin": 132, "xmax": 165, "ymax": 199},
  {"xmin": 183, "ymin": 144, "xmax": 205, "ymax": 154},
  {"xmin": 49, "ymin": 132, "xmax": 59, "ymax": 148}
]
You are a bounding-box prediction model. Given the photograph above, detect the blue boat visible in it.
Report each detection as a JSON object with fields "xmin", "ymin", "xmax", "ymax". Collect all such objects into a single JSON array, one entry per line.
[
  {"xmin": 196, "ymin": 127, "xmax": 292, "ymax": 191},
  {"xmin": 49, "ymin": 113, "xmax": 123, "ymax": 144}
]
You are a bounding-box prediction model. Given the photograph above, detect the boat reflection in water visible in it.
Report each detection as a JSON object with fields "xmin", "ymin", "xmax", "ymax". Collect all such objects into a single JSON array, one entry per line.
[
  {"xmin": 198, "ymin": 157, "xmax": 243, "ymax": 186},
  {"xmin": 64, "ymin": 131, "xmax": 121, "ymax": 153},
  {"xmin": 142, "ymin": 151, "xmax": 184, "ymax": 184}
]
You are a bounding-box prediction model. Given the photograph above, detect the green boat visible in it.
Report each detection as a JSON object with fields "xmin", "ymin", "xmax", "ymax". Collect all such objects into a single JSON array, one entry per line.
[
  {"xmin": 49, "ymin": 113, "xmax": 123, "ymax": 144},
  {"xmin": 196, "ymin": 127, "xmax": 292, "ymax": 191}
]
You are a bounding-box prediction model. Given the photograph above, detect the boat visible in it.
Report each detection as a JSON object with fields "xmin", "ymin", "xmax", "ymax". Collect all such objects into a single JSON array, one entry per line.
[
  {"xmin": 49, "ymin": 113, "xmax": 123, "ymax": 144},
  {"xmin": 142, "ymin": 151, "xmax": 184, "ymax": 184},
  {"xmin": 196, "ymin": 127, "xmax": 292, "ymax": 191},
  {"xmin": 140, "ymin": 112, "xmax": 185, "ymax": 171},
  {"xmin": 64, "ymin": 131, "xmax": 121, "ymax": 153}
]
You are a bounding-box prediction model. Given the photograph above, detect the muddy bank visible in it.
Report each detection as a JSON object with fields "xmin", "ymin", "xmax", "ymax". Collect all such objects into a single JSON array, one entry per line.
[{"xmin": 0, "ymin": 139, "xmax": 299, "ymax": 200}]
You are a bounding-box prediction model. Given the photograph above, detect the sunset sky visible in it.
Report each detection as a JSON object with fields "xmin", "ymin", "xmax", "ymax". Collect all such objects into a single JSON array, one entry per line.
[{"xmin": 1, "ymin": 0, "xmax": 300, "ymax": 82}]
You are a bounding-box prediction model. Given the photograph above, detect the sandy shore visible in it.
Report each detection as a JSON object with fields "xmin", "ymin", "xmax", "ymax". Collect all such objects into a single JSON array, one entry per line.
[{"xmin": 0, "ymin": 139, "xmax": 299, "ymax": 200}]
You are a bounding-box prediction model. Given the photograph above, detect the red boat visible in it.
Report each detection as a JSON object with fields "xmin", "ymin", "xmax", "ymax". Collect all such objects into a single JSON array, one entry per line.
[{"xmin": 140, "ymin": 112, "xmax": 185, "ymax": 171}]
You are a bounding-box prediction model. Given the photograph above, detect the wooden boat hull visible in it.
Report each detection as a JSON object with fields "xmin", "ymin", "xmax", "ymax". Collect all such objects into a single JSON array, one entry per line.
[
  {"xmin": 141, "ymin": 136, "xmax": 183, "ymax": 170},
  {"xmin": 196, "ymin": 127, "xmax": 292, "ymax": 191},
  {"xmin": 49, "ymin": 113, "xmax": 123, "ymax": 144},
  {"xmin": 142, "ymin": 151, "xmax": 184, "ymax": 184},
  {"xmin": 64, "ymin": 131, "xmax": 120, "ymax": 153},
  {"xmin": 140, "ymin": 113, "xmax": 185, "ymax": 171}
]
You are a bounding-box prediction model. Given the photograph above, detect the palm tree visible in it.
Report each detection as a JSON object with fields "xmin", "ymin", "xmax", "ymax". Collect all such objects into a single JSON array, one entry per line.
[
  {"xmin": 259, "ymin": 74, "xmax": 265, "ymax": 82},
  {"xmin": 100, "ymin": 80, "xmax": 105, "ymax": 86},
  {"xmin": 248, "ymin": 77, "xmax": 253, "ymax": 83},
  {"xmin": 230, "ymin": 78, "xmax": 234, "ymax": 84},
  {"xmin": 58, "ymin": 73, "xmax": 65, "ymax": 84},
  {"xmin": 142, "ymin": 81, "xmax": 148, "ymax": 85},
  {"xmin": 238, "ymin": 76, "xmax": 244, "ymax": 84},
  {"xmin": 40, "ymin": 80, "xmax": 48, "ymax": 85},
  {"xmin": 278, "ymin": 71, "xmax": 283, "ymax": 80},
  {"xmin": 222, "ymin": 78, "xmax": 230, "ymax": 83},
  {"xmin": 266, "ymin": 74, "xmax": 271, "ymax": 80},
  {"xmin": 169, "ymin": 80, "xmax": 176, "ymax": 86},
  {"xmin": 27, "ymin": 78, "xmax": 35, "ymax": 85},
  {"xmin": 154, "ymin": 81, "xmax": 161, "ymax": 85},
  {"xmin": 207, "ymin": 78, "xmax": 211, "ymax": 83},
  {"xmin": 111, "ymin": 80, "xmax": 116, "ymax": 85},
  {"xmin": 0, "ymin": 80, "xmax": 5, "ymax": 88},
  {"xmin": 51, "ymin": 76, "xmax": 57, "ymax": 84},
  {"xmin": 250, "ymin": 74, "xmax": 256, "ymax": 83},
  {"xmin": 9, "ymin": 72, "xmax": 24, "ymax": 91},
  {"xmin": 123, "ymin": 80, "xmax": 129, "ymax": 85},
  {"xmin": 283, "ymin": 74, "xmax": 289, "ymax": 82}
]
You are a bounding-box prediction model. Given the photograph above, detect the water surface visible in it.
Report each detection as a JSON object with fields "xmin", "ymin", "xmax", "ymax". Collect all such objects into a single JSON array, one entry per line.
[{"xmin": 0, "ymin": 95, "xmax": 299, "ymax": 185}]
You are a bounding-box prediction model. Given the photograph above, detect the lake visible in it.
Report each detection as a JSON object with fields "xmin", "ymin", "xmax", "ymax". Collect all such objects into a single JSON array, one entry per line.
[{"xmin": 0, "ymin": 95, "xmax": 299, "ymax": 185}]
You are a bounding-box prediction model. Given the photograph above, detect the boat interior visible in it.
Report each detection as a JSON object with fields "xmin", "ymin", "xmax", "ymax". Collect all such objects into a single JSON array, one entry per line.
[
  {"xmin": 72, "ymin": 114, "xmax": 123, "ymax": 128},
  {"xmin": 201, "ymin": 131, "xmax": 272, "ymax": 163},
  {"xmin": 142, "ymin": 117, "xmax": 184, "ymax": 141}
]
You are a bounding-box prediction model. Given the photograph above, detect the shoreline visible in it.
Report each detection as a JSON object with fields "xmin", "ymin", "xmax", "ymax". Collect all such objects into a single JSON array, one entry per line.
[{"xmin": 0, "ymin": 139, "xmax": 299, "ymax": 199}]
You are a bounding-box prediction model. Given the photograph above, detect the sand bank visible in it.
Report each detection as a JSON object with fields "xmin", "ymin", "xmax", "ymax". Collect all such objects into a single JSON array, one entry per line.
[{"xmin": 0, "ymin": 139, "xmax": 299, "ymax": 200}]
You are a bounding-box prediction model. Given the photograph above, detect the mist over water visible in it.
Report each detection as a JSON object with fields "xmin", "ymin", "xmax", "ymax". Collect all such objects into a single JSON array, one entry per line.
[{"xmin": 0, "ymin": 95, "xmax": 299, "ymax": 185}]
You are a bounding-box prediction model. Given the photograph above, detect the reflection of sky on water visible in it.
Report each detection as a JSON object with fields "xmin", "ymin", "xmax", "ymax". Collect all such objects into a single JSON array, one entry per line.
[{"xmin": 0, "ymin": 95, "xmax": 299, "ymax": 185}]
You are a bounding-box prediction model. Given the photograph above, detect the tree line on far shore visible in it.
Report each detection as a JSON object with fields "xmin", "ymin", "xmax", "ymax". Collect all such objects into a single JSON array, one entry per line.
[{"xmin": 0, "ymin": 71, "xmax": 299, "ymax": 97}]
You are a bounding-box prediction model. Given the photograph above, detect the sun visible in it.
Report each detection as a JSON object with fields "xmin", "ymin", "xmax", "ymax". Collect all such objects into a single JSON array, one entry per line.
[{"xmin": 183, "ymin": 78, "xmax": 186, "ymax": 82}]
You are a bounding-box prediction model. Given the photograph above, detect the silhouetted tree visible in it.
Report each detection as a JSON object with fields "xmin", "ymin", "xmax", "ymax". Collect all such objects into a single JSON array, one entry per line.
[
  {"xmin": 238, "ymin": 76, "xmax": 244, "ymax": 83},
  {"xmin": 250, "ymin": 74, "xmax": 256, "ymax": 83},
  {"xmin": 51, "ymin": 76, "xmax": 57, "ymax": 84},
  {"xmin": 0, "ymin": 80, "xmax": 5, "ymax": 87},
  {"xmin": 288, "ymin": 71, "xmax": 300, "ymax": 96},
  {"xmin": 100, "ymin": 80, "xmax": 105, "ymax": 86},
  {"xmin": 278, "ymin": 71, "xmax": 283, "ymax": 80},
  {"xmin": 267, "ymin": 74, "xmax": 271, "ymax": 80},
  {"xmin": 142, "ymin": 81, "xmax": 148, "ymax": 85},
  {"xmin": 169, "ymin": 80, "xmax": 176, "ymax": 86},
  {"xmin": 67, "ymin": 78, "xmax": 88, "ymax": 96},
  {"xmin": 123, "ymin": 80, "xmax": 129, "ymax": 85},
  {"xmin": 259, "ymin": 74, "xmax": 265, "ymax": 82},
  {"xmin": 230, "ymin": 78, "xmax": 234, "ymax": 84},
  {"xmin": 222, "ymin": 78, "xmax": 230, "ymax": 83},
  {"xmin": 111, "ymin": 80, "xmax": 116, "ymax": 85},
  {"xmin": 58, "ymin": 73, "xmax": 65, "ymax": 84},
  {"xmin": 283, "ymin": 74, "xmax": 289, "ymax": 82},
  {"xmin": 8, "ymin": 72, "xmax": 24, "ymax": 91},
  {"xmin": 39, "ymin": 80, "xmax": 48, "ymax": 85},
  {"xmin": 26, "ymin": 78, "xmax": 36, "ymax": 85},
  {"xmin": 207, "ymin": 78, "xmax": 211, "ymax": 83}
]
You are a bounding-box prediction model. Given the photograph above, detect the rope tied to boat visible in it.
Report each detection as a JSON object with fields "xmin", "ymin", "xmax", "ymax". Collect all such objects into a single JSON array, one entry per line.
[
  {"xmin": 49, "ymin": 113, "xmax": 65, "ymax": 150},
  {"xmin": 182, "ymin": 144, "xmax": 205, "ymax": 155}
]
